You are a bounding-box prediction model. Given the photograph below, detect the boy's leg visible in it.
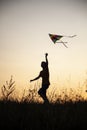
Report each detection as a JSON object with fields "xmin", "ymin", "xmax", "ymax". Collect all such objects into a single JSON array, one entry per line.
[
  {"xmin": 38, "ymin": 88, "xmax": 43, "ymax": 96},
  {"xmin": 38, "ymin": 88, "xmax": 49, "ymax": 103},
  {"xmin": 38, "ymin": 88, "xmax": 46, "ymax": 98}
]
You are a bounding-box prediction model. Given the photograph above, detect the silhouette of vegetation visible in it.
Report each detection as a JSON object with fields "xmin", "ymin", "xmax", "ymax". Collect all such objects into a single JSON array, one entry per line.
[
  {"xmin": 0, "ymin": 99, "xmax": 87, "ymax": 129},
  {"xmin": 1, "ymin": 76, "xmax": 15, "ymax": 100},
  {"xmin": 84, "ymin": 72, "xmax": 87, "ymax": 92},
  {"xmin": 0, "ymin": 76, "xmax": 87, "ymax": 129},
  {"xmin": 21, "ymin": 88, "xmax": 39, "ymax": 103}
]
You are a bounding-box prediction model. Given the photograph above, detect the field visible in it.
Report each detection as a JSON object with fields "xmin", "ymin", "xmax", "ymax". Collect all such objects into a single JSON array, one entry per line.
[
  {"xmin": 0, "ymin": 99, "xmax": 87, "ymax": 130},
  {"xmin": 0, "ymin": 76, "xmax": 87, "ymax": 130}
]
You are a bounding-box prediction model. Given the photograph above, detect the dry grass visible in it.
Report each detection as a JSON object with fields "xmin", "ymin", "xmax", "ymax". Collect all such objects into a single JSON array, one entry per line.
[{"xmin": 1, "ymin": 75, "xmax": 87, "ymax": 103}]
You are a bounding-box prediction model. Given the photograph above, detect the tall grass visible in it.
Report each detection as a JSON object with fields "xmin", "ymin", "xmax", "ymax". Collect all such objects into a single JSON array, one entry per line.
[
  {"xmin": 1, "ymin": 76, "xmax": 15, "ymax": 100},
  {"xmin": 0, "ymin": 75, "xmax": 87, "ymax": 103}
]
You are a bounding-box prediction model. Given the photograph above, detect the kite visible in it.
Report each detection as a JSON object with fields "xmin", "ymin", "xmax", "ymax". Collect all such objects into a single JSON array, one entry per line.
[{"xmin": 49, "ymin": 33, "xmax": 77, "ymax": 48}]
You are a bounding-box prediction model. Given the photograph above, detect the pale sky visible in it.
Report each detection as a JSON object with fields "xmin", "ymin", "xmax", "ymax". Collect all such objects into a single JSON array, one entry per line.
[{"xmin": 0, "ymin": 0, "xmax": 87, "ymax": 93}]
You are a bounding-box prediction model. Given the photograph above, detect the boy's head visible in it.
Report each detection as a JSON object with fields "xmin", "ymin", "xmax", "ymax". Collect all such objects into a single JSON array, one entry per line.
[{"xmin": 41, "ymin": 61, "xmax": 47, "ymax": 69}]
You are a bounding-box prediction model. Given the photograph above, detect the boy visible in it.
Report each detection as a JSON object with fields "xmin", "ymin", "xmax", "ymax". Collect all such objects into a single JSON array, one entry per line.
[{"xmin": 30, "ymin": 53, "xmax": 50, "ymax": 103}]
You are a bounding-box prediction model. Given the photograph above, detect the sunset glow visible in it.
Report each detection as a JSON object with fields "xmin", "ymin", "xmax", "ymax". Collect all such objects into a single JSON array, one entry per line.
[{"xmin": 0, "ymin": 0, "xmax": 87, "ymax": 98}]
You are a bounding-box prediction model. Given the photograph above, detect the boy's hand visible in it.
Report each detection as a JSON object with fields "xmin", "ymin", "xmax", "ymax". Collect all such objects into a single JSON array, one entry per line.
[
  {"xmin": 45, "ymin": 53, "xmax": 48, "ymax": 57},
  {"xmin": 30, "ymin": 80, "xmax": 33, "ymax": 82}
]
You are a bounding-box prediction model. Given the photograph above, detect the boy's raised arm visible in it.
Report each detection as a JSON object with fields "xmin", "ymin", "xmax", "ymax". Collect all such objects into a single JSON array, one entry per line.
[{"xmin": 45, "ymin": 53, "xmax": 48, "ymax": 65}]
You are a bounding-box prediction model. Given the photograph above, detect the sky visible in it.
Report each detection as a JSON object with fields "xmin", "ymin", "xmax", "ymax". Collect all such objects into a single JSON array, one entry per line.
[{"xmin": 0, "ymin": 0, "xmax": 87, "ymax": 94}]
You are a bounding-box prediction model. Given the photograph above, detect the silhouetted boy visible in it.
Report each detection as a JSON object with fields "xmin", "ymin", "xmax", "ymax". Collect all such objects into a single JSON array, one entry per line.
[{"xmin": 30, "ymin": 53, "xmax": 50, "ymax": 103}]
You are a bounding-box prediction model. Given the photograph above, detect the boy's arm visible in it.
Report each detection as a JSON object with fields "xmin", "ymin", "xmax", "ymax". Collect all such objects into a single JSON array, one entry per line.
[
  {"xmin": 45, "ymin": 53, "xmax": 48, "ymax": 65},
  {"xmin": 30, "ymin": 74, "xmax": 40, "ymax": 82}
]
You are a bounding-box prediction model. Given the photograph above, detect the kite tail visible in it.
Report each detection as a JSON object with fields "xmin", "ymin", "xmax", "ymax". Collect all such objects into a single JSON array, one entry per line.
[
  {"xmin": 60, "ymin": 40, "xmax": 68, "ymax": 48},
  {"xmin": 64, "ymin": 35, "xmax": 77, "ymax": 38}
]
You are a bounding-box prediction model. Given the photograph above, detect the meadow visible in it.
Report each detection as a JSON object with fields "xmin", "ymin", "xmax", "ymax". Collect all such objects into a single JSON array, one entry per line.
[{"xmin": 0, "ymin": 76, "xmax": 87, "ymax": 130}]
